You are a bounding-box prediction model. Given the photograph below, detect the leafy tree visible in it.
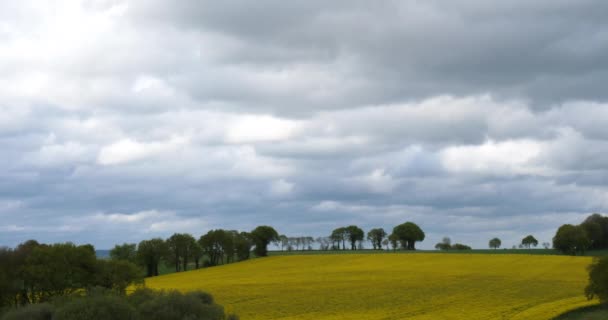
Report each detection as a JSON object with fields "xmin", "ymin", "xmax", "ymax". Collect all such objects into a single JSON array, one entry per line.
[
  {"xmin": 94, "ymin": 260, "xmax": 143, "ymax": 295},
  {"xmin": 279, "ymin": 235, "xmax": 288, "ymax": 251},
  {"xmin": 553, "ymin": 224, "xmax": 591, "ymax": 255},
  {"xmin": 330, "ymin": 227, "xmax": 347, "ymax": 250},
  {"xmin": 199, "ymin": 230, "xmax": 227, "ymax": 266},
  {"xmin": 391, "ymin": 222, "xmax": 425, "ymax": 250},
  {"xmin": 388, "ymin": 234, "xmax": 399, "ymax": 250},
  {"xmin": 435, "ymin": 237, "xmax": 451, "ymax": 250},
  {"xmin": 489, "ymin": 238, "xmax": 501, "ymax": 249},
  {"xmin": 234, "ymin": 232, "xmax": 252, "ymax": 261},
  {"xmin": 23, "ymin": 243, "xmax": 98, "ymax": 301},
  {"xmin": 190, "ymin": 242, "xmax": 204, "ymax": 269},
  {"xmin": 521, "ymin": 235, "xmax": 538, "ymax": 248},
  {"xmin": 137, "ymin": 238, "xmax": 168, "ymax": 277},
  {"xmin": 345, "ymin": 225, "xmax": 364, "ymax": 250},
  {"xmin": 581, "ymin": 213, "xmax": 608, "ymax": 249},
  {"xmin": 250, "ymin": 226, "xmax": 279, "ymax": 257},
  {"xmin": 166, "ymin": 233, "xmax": 197, "ymax": 272},
  {"xmin": 451, "ymin": 243, "xmax": 472, "ymax": 250},
  {"xmin": 367, "ymin": 228, "xmax": 387, "ymax": 250},
  {"xmin": 109, "ymin": 243, "xmax": 137, "ymax": 264},
  {"xmin": 585, "ymin": 256, "xmax": 608, "ymax": 304}
]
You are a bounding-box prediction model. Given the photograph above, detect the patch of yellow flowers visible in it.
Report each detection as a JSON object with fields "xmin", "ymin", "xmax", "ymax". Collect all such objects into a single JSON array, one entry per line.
[{"xmin": 145, "ymin": 253, "xmax": 597, "ymax": 319}]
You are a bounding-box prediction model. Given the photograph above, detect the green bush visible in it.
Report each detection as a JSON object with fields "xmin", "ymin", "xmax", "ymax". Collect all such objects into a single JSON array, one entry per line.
[
  {"xmin": 586, "ymin": 256, "xmax": 608, "ymax": 304},
  {"xmin": 53, "ymin": 295, "xmax": 137, "ymax": 320},
  {"xmin": 138, "ymin": 290, "xmax": 225, "ymax": 320},
  {"xmin": 0, "ymin": 303, "xmax": 54, "ymax": 320}
]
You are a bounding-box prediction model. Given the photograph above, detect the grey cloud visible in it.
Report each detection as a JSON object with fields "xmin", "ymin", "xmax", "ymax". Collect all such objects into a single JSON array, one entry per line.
[{"xmin": 2, "ymin": 1, "xmax": 608, "ymax": 249}]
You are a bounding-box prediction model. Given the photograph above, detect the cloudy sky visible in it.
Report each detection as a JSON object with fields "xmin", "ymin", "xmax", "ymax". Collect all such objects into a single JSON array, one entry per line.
[{"xmin": 1, "ymin": 0, "xmax": 608, "ymax": 249}]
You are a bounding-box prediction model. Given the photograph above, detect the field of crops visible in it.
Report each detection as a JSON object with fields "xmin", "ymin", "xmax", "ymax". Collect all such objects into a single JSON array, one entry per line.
[{"xmin": 144, "ymin": 253, "xmax": 597, "ymax": 320}]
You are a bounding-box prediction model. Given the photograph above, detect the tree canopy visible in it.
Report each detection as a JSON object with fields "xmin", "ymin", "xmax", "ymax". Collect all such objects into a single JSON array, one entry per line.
[
  {"xmin": 521, "ymin": 235, "xmax": 538, "ymax": 248},
  {"xmin": 489, "ymin": 238, "xmax": 501, "ymax": 249},
  {"xmin": 250, "ymin": 226, "xmax": 279, "ymax": 257},
  {"xmin": 553, "ymin": 224, "xmax": 590, "ymax": 255},
  {"xmin": 391, "ymin": 222, "xmax": 425, "ymax": 250}
]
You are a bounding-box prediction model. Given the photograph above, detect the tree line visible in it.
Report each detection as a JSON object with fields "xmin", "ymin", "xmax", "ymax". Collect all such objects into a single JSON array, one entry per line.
[
  {"xmin": 115, "ymin": 225, "xmax": 279, "ymax": 277},
  {"xmin": 553, "ymin": 213, "xmax": 608, "ymax": 255}
]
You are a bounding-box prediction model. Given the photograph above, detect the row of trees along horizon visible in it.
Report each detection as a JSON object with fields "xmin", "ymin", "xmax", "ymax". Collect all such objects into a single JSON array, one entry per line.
[{"xmin": 2, "ymin": 214, "xmax": 608, "ymax": 318}]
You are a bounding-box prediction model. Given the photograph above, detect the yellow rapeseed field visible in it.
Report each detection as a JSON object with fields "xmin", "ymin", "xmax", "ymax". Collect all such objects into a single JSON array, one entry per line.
[{"xmin": 144, "ymin": 253, "xmax": 597, "ymax": 320}]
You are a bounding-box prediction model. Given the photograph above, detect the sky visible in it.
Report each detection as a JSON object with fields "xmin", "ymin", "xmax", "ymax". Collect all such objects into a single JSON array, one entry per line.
[{"xmin": 1, "ymin": 0, "xmax": 608, "ymax": 249}]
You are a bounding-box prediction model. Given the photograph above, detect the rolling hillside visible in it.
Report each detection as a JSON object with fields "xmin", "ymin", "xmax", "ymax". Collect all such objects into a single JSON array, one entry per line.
[{"xmin": 144, "ymin": 253, "xmax": 597, "ymax": 320}]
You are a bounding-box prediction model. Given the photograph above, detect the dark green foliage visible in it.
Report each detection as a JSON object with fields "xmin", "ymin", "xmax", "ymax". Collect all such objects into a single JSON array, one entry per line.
[
  {"xmin": 435, "ymin": 237, "xmax": 451, "ymax": 250},
  {"xmin": 581, "ymin": 214, "xmax": 608, "ymax": 249},
  {"xmin": 585, "ymin": 256, "xmax": 608, "ymax": 304},
  {"xmin": 0, "ymin": 303, "xmax": 53, "ymax": 320},
  {"xmin": 451, "ymin": 243, "xmax": 472, "ymax": 250},
  {"xmin": 94, "ymin": 259, "xmax": 143, "ymax": 295},
  {"xmin": 489, "ymin": 238, "xmax": 501, "ymax": 249},
  {"xmin": 137, "ymin": 290, "xmax": 225, "ymax": 320},
  {"xmin": 345, "ymin": 225, "xmax": 365, "ymax": 250},
  {"xmin": 391, "ymin": 222, "xmax": 425, "ymax": 250},
  {"xmin": 137, "ymin": 238, "xmax": 168, "ymax": 277},
  {"xmin": 367, "ymin": 228, "xmax": 387, "ymax": 250},
  {"xmin": 521, "ymin": 235, "xmax": 539, "ymax": 248},
  {"xmin": 1, "ymin": 288, "xmax": 233, "ymax": 320},
  {"xmin": 553, "ymin": 224, "xmax": 591, "ymax": 255},
  {"xmin": 166, "ymin": 233, "xmax": 198, "ymax": 272},
  {"xmin": 234, "ymin": 232, "xmax": 253, "ymax": 261},
  {"xmin": 250, "ymin": 226, "xmax": 279, "ymax": 257},
  {"xmin": 330, "ymin": 227, "xmax": 348, "ymax": 250},
  {"xmin": 23, "ymin": 243, "xmax": 98, "ymax": 302},
  {"xmin": 110, "ymin": 243, "xmax": 137, "ymax": 264},
  {"xmin": 53, "ymin": 295, "xmax": 137, "ymax": 320}
]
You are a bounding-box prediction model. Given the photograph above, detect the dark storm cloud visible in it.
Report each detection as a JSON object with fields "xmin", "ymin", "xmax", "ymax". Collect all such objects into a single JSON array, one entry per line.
[{"xmin": 1, "ymin": 1, "xmax": 608, "ymax": 249}]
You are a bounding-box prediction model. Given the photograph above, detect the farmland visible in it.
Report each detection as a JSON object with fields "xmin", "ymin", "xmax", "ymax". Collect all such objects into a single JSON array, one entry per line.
[{"xmin": 144, "ymin": 253, "xmax": 597, "ymax": 320}]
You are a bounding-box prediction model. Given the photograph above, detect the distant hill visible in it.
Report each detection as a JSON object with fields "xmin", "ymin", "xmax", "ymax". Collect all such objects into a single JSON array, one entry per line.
[{"xmin": 95, "ymin": 250, "xmax": 110, "ymax": 259}]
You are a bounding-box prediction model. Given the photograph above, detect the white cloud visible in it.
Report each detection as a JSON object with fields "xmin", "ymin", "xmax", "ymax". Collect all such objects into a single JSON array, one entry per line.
[
  {"xmin": 97, "ymin": 136, "xmax": 189, "ymax": 165},
  {"xmin": 225, "ymin": 115, "xmax": 299, "ymax": 143},
  {"xmin": 270, "ymin": 179, "xmax": 294, "ymax": 196},
  {"xmin": 440, "ymin": 139, "xmax": 545, "ymax": 175}
]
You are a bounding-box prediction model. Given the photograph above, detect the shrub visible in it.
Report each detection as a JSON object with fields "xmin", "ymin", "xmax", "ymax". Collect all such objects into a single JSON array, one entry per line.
[
  {"xmin": 137, "ymin": 290, "xmax": 225, "ymax": 320},
  {"xmin": 53, "ymin": 295, "xmax": 137, "ymax": 320},
  {"xmin": 0, "ymin": 303, "xmax": 54, "ymax": 320},
  {"xmin": 585, "ymin": 256, "xmax": 608, "ymax": 304}
]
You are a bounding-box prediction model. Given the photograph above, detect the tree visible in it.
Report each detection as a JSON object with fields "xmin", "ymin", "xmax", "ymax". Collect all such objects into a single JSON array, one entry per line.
[
  {"xmin": 489, "ymin": 238, "xmax": 501, "ymax": 249},
  {"xmin": 330, "ymin": 227, "xmax": 348, "ymax": 250},
  {"xmin": 137, "ymin": 238, "xmax": 168, "ymax": 277},
  {"xmin": 391, "ymin": 222, "xmax": 425, "ymax": 250},
  {"xmin": 367, "ymin": 228, "xmax": 387, "ymax": 250},
  {"xmin": 585, "ymin": 256, "xmax": 608, "ymax": 304},
  {"xmin": 388, "ymin": 234, "xmax": 399, "ymax": 250},
  {"xmin": 581, "ymin": 213, "xmax": 608, "ymax": 249},
  {"xmin": 250, "ymin": 226, "xmax": 279, "ymax": 257},
  {"xmin": 345, "ymin": 225, "xmax": 364, "ymax": 250},
  {"xmin": 190, "ymin": 242, "xmax": 203, "ymax": 269},
  {"xmin": 199, "ymin": 230, "xmax": 227, "ymax": 266},
  {"xmin": 166, "ymin": 233, "xmax": 197, "ymax": 272},
  {"xmin": 553, "ymin": 224, "xmax": 591, "ymax": 255},
  {"xmin": 94, "ymin": 260, "xmax": 143, "ymax": 295},
  {"xmin": 23, "ymin": 243, "xmax": 98, "ymax": 301},
  {"xmin": 279, "ymin": 235, "xmax": 288, "ymax": 251},
  {"xmin": 521, "ymin": 235, "xmax": 538, "ymax": 249},
  {"xmin": 109, "ymin": 243, "xmax": 137, "ymax": 264},
  {"xmin": 435, "ymin": 237, "xmax": 451, "ymax": 250},
  {"xmin": 451, "ymin": 243, "xmax": 472, "ymax": 250},
  {"xmin": 234, "ymin": 232, "xmax": 253, "ymax": 261}
]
